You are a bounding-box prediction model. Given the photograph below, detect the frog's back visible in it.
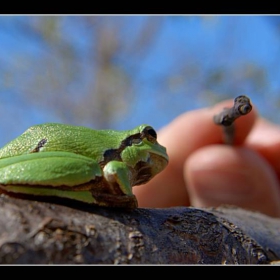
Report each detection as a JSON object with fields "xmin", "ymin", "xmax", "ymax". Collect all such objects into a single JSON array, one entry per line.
[{"xmin": 0, "ymin": 123, "xmax": 124, "ymax": 160}]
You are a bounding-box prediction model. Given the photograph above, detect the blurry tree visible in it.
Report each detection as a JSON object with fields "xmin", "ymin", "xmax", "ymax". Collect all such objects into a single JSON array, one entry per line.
[
  {"xmin": 3, "ymin": 16, "xmax": 163, "ymax": 129},
  {"xmin": 0, "ymin": 15, "xmax": 278, "ymax": 142}
]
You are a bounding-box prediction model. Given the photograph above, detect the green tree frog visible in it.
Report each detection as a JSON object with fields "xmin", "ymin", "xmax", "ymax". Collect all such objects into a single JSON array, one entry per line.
[{"xmin": 0, "ymin": 123, "xmax": 168, "ymax": 208}]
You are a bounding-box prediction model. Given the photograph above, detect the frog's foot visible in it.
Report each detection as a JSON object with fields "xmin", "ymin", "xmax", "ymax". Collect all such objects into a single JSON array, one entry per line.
[{"xmin": 91, "ymin": 190, "xmax": 138, "ymax": 208}]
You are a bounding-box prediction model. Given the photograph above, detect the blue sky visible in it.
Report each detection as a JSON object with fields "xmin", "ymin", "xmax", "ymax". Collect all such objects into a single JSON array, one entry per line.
[{"xmin": 0, "ymin": 15, "xmax": 280, "ymax": 147}]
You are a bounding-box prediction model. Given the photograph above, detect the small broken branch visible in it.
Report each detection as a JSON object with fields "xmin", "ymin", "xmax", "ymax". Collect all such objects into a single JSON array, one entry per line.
[{"xmin": 213, "ymin": 95, "xmax": 252, "ymax": 145}]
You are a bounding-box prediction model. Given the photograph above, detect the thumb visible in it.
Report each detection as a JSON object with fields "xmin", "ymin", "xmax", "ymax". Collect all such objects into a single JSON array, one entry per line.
[{"xmin": 185, "ymin": 145, "xmax": 280, "ymax": 217}]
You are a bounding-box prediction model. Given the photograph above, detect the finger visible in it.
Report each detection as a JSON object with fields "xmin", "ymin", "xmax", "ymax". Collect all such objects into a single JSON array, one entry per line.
[
  {"xmin": 246, "ymin": 118, "xmax": 280, "ymax": 180},
  {"xmin": 185, "ymin": 145, "xmax": 280, "ymax": 217},
  {"xmin": 160, "ymin": 98, "xmax": 257, "ymax": 162},
  {"xmin": 134, "ymin": 98, "xmax": 257, "ymax": 208}
]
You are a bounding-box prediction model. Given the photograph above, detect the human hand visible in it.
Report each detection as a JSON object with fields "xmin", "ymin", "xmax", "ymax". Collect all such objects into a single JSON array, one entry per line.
[{"xmin": 133, "ymin": 98, "xmax": 280, "ymax": 217}]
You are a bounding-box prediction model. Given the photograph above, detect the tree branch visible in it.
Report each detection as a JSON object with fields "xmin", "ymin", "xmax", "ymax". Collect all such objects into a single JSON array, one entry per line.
[{"xmin": 0, "ymin": 195, "xmax": 279, "ymax": 264}]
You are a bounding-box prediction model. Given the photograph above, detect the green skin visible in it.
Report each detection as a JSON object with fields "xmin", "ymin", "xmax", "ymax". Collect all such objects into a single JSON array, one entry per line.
[{"xmin": 0, "ymin": 123, "xmax": 168, "ymax": 208}]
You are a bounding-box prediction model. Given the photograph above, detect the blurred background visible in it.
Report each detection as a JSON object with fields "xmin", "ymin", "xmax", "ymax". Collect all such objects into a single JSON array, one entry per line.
[{"xmin": 0, "ymin": 15, "xmax": 280, "ymax": 147}]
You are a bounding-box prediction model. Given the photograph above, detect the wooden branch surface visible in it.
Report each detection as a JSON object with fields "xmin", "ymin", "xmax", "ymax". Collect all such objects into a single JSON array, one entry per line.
[{"xmin": 0, "ymin": 194, "xmax": 279, "ymax": 264}]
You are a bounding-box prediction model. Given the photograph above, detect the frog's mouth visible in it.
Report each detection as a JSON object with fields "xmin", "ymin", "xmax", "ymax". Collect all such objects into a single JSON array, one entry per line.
[{"xmin": 133, "ymin": 153, "xmax": 168, "ymax": 185}]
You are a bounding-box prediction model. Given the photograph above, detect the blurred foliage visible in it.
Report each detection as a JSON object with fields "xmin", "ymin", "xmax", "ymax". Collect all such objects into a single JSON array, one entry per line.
[{"xmin": 0, "ymin": 16, "xmax": 279, "ymax": 146}]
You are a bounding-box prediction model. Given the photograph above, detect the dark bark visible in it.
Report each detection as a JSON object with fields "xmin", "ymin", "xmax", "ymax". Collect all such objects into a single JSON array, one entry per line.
[{"xmin": 0, "ymin": 194, "xmax": 279, "ymax": 264}]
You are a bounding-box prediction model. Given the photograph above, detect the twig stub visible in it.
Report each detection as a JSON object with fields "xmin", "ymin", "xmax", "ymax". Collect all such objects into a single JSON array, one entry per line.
[{"xmin": 213, "ymin": 95, "xmax": 252, "ymax": 145}]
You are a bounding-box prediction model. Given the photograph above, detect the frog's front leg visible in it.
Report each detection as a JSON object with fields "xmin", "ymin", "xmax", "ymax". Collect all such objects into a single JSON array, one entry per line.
[{"xmin": 103, "ymin": 161, "xmax": 134, "ymax": 197}]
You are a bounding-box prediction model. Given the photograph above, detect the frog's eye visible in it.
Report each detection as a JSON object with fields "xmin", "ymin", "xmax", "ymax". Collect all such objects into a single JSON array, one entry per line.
[
  {"xmin": 147, "ymin": 128, "xmax": 157, "ymax": 139},
  {"xmin": 144, "ymin": 127, "xmax": 157, "ymax": 143},
  {"xmin": 124, "ymin": 126, "xmax": 157, "ymax": 147}
]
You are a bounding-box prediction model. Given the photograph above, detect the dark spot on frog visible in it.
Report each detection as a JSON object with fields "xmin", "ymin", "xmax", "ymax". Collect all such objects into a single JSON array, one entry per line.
[
  {"xmin": 103, "ymin": 149, "xmax": 121, "ymax": 162},
  {"xmin": 31, "ymin": 138, "xmax": 48, "ymax": 153}
]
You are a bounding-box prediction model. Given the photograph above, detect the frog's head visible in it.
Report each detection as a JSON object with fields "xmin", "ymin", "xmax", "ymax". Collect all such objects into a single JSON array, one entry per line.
[{"xmin": 120, "ymin": 124, "xmax": 169, "ymax": 186}]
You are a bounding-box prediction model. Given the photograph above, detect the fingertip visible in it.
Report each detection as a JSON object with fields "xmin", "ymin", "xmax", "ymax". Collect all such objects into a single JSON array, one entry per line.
[
  {"xmin": 185, "ymin": 145, "xmax": 280, "ymax": 217},
  {"xmin": 246, "ymin": 118, "xmax": 280, "ymax": 176}
]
